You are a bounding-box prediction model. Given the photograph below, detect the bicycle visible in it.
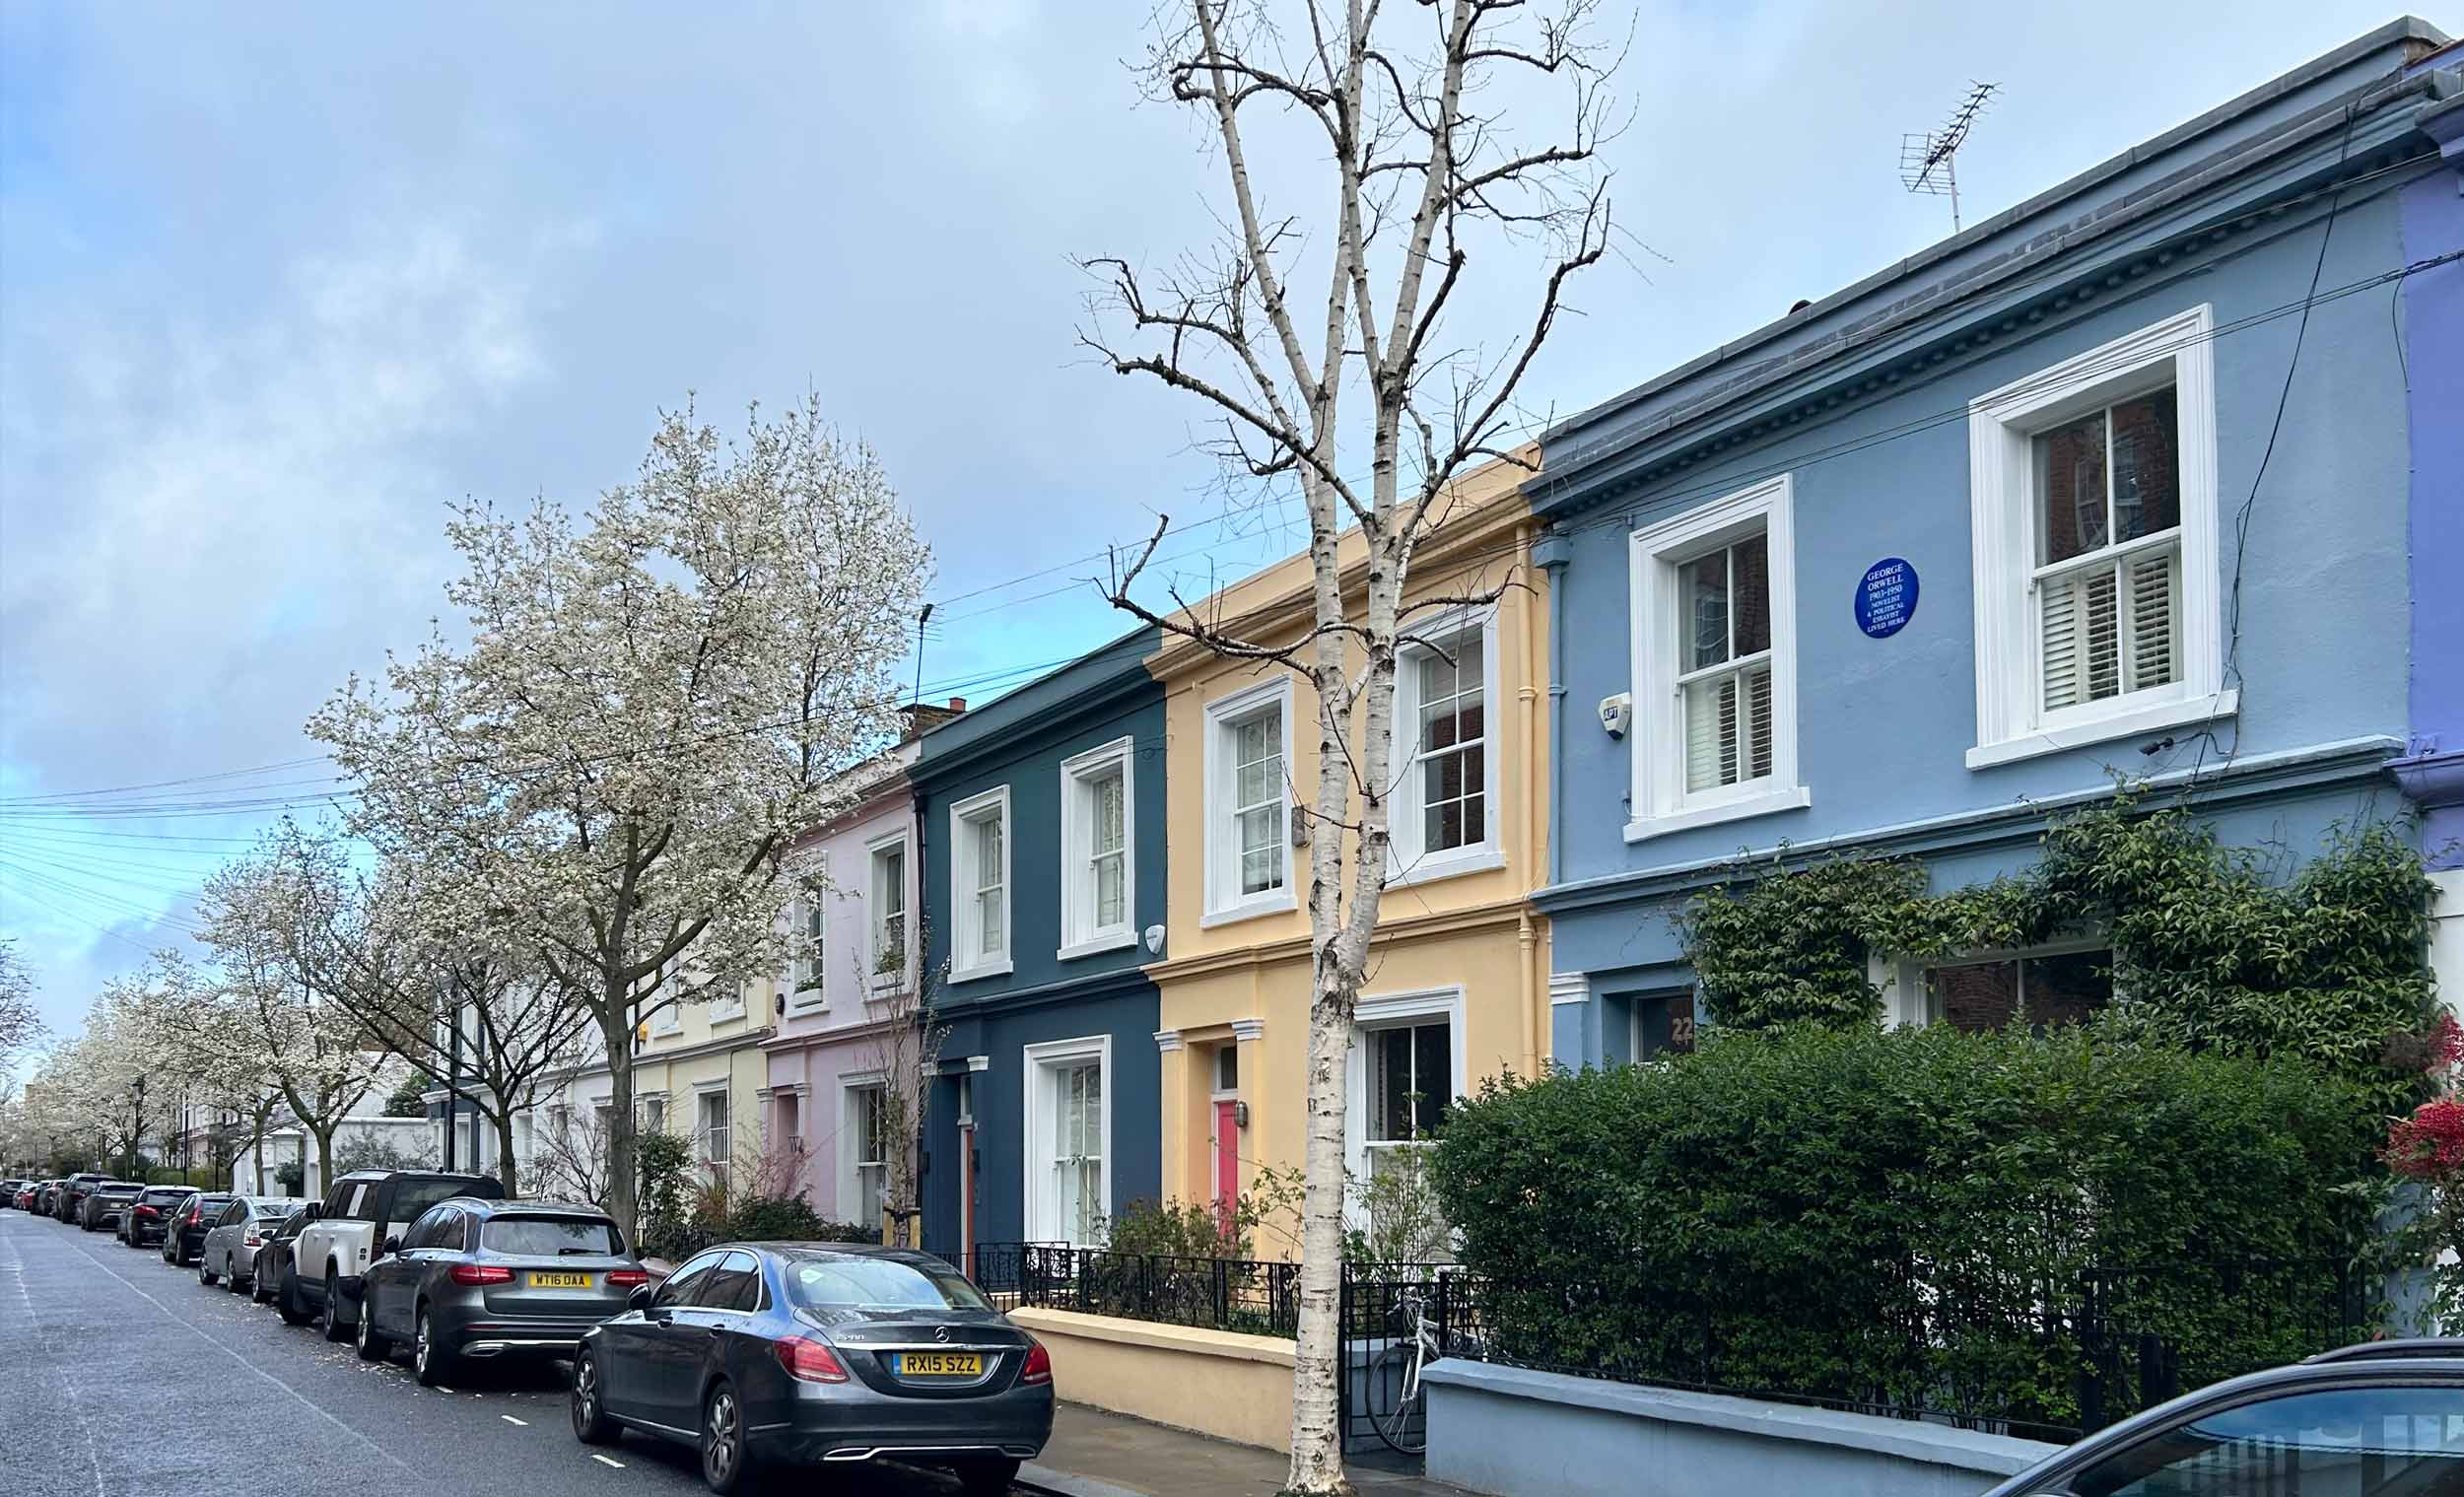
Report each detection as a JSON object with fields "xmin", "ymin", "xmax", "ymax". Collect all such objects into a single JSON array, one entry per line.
[{"xmin": 1365, "ymin": 1286, "xmax": 1440, "ymax": 1455}]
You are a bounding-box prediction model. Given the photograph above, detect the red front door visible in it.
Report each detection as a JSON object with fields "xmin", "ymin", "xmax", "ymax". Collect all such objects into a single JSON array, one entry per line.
[{"xmin": 1213, "ymin": 1099, "xmax": 1239, "ymax": 1221}]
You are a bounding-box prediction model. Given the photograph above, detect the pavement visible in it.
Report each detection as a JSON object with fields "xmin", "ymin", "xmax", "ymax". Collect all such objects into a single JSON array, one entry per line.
[{"xmin": 1024, "ymin": 1403, "xmax": 1472, "ymax": 1497}]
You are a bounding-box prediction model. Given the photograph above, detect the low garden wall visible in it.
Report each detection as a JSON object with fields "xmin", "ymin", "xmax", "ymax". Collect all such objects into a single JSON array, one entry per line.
[
  {"xmin": 1422, "ymin": 1360, "xmax": 2061, "ymax": 1497},
  {"xmin": 1009, "ymin": 1306, "xmax": 1296, "ymax": 1453}
]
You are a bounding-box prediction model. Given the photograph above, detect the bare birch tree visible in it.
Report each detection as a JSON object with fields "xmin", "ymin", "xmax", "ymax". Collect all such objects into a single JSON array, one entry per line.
[
  {"xmin": 310, "ymin": 397, "xmax": 926, "ymax": 1235},
  {"xmin": 851, "ymin": 921, "xmax": 948, "ymax": 1248},
  {"xmin": 1082, "ymin": 4, "xmax": 1616, "ymax": 1487}
]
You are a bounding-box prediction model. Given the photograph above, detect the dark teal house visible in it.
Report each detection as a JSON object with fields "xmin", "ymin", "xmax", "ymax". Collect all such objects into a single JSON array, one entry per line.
[{"xmin": 914, "ymin": 627, "xmax": 1165, "ymax": 1260}]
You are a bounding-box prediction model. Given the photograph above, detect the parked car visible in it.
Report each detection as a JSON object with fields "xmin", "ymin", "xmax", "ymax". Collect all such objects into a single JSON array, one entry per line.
[
  {"xmin": 0, "ymin": 1178, "xmax": 24, "ymax": 1209},
  {"xmin": 199, "ymin": 1197, "xmax": 302, "ymax": 1292},
  {"xmin": 78, "ymin": 1182, "xmax": 144, "ymax": 1233},
  {"xmin": 55, "ymin": 1172, "xmax": 109, "ymax": 1222},
  {"xmin": 9, "ymin": 1181, "xmax": 40, "ymax": 1211},
  {"xmin": 355, "ymin": 1197, "xmax": 647, "ymax": 1384},
  {"xmin": 119, "ymin": 1186, "xmax": 197, "ymax": 1248},
  {"xmin": 34, "ymin": 1180, "xmax": 64, "ymax": 1214},
  {"xmin": 160, "ymin": 1192, "xmax": 230, "ymax": 1264},
  {"xmin": 570, "ymin": 1244, "xmax": 1052, "ymax": 1495},
  {"xmin": 288, "ymin": 1169, "xmax": 506, "ymax": 1340},
  {"xmin": 1981, "ymin": 1340, "xmax": 2464, "ymax": 1495},
  {"xmin": 254, "ymin": 1208, "xmax": 315, "ymax": 1310}
]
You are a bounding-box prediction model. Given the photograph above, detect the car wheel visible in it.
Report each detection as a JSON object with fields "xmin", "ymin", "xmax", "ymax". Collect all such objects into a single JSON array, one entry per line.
[
  {"xmin": 570, "ymin": 1351, "xmax": 617, "ymax": 1446},
  {"xmin": 198, "ymin": 1256, "xmax": 218, "ymax": 1287},
  {"xmin": 955, "ymin": 1457, "xmax": 1022, "ymax": 1496},
  {"xmin": 320, "ymin": 1270, "xmax": 351, "ymax": 1342},
  {"xmin": 354, "ymin": 1297, "xmax": 389, "ymax": 1362},
  {"xmin": 413, "ymin": 1305, "xmax": 459, "ymax": 1388},
  {"xmin": 699, "ymin": 1381, "xmax": 750, "ymax": 1495},
  {"xmin": 226, "ymin": 1267, "xmax": 245, "ymax": 1295},
  {"xmin": 248, "ymin": 1274, "xmax": 269, "ymax": 1304},
  {"xmin": 276, "ymin": 1269, "xmax": 313, "ymax": 1327}
]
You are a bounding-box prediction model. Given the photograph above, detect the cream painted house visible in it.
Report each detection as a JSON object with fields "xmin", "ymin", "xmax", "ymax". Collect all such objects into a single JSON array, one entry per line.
[{"xmin": 1142, "ymin": 452, "xmax": 1552, "ymax": 1222}]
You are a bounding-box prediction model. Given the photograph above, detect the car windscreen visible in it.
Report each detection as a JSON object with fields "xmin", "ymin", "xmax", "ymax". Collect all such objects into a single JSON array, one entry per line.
[
  {"xmin": 482, "ymin": 1217, "xmax": 623, "ymax": 1257},
  {"xmin": 782, "ymin": 1257, "xmax": 993, "ymax": 1314}
]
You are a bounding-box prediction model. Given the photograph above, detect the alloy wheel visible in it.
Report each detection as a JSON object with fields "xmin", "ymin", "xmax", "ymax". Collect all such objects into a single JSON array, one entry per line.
[
  {"xmin": 703, "ymin": 1386, "xmax": 740, "ymax": 1490},
  {"xmin": 414, "ymin": 1313, "xmax": 431, "ymax": 1379}
]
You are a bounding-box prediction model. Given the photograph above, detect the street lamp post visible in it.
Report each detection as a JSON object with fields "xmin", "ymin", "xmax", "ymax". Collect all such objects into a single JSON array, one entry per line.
[{"xmin": 126, "ymin": 1073, "xmax": 147, "ymax": 1179}]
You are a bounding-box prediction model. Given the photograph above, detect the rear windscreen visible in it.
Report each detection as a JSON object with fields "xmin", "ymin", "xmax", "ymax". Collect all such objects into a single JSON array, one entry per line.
[
  {"xmin": 482, "ymin": 1217, "xmax": 623, "ymax": 1257},
  {"xmin": 783, "ymin": 1257, "xmax": 992, "ymax": 1313},
  {"xmin": 383, "ymin": 1180, "xmax": 475, "ymax": 1224}
]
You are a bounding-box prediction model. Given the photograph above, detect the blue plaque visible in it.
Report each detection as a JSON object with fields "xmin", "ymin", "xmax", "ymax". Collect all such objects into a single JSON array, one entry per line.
[{"xmin": 1855, "ymin": 558, "xmax": 1918, "ymax": 639}]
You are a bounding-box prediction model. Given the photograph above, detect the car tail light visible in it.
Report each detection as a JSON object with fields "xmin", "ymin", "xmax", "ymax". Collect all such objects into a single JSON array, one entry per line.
[
  {"xmin": 605, "ymin": 1270, "xmax": 650, "ymax": 1288},
  {"xmin": 135, "ymin": 1205, "xmax": 158, "ymax": 1218},
  {"xmin": 772, "ymin": 1335, "xmax": 849, "ymax": 1384},
  {"xmin": 243, "ymin": 1234, "xmax": 263, "ymax": 1248},
  {"xmin": 1020, "ymin": 1340, "xmax": 1053, "ymax": 1387},
  {"xmin": 448, "ymin": 1263, "xmax": 515, "ymax": 1286}
]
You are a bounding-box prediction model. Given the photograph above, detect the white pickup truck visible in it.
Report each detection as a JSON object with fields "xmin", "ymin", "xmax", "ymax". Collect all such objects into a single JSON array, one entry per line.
[{"xmin": 278, "ymin": 1168, "xmax": 506, "ymax": 1339}]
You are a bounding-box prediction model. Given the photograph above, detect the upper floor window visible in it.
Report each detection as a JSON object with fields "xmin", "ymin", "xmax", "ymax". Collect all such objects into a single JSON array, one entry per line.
[
  {"xmin": 1203, "ymin": 677, "xmax": 1295, "ymax": 924},
  {"xmin": 1626, "ymin": 474, "xmax": 1806, "ymax": 842},
  {"xmin": 646, "ymin": 960, "xmax": 683, "ymax": 1037},
  {"xmin": 948, "ymin": 788, "xmax": 1011, "ymax": 981},
  {"xmin": 1392, "ymin": 609, "xmax": 1501, "ymax": 882},
  {"xmin": 866, "ymin": 834, "xmax": 911, "ymax": 987},
  {"xmin": 787, "ymin": 865, "xmax": 826, "ymax": 1010},
  {"xmin": 1967, "ymin": 306, "xmax": 2226, "ymax": 769},
  {"xmin": 1060, "ymin": 737, "xmax": 1136, "ymax": 958}
]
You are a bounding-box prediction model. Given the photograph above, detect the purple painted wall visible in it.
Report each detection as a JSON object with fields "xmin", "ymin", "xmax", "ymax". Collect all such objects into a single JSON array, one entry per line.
[{"xmin": 2397, "ymin": 90, "xmax": 2464, "ymax": 868}]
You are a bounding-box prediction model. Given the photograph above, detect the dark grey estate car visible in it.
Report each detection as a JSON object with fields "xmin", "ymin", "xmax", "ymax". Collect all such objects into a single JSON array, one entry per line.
[
  {"xmin": 354, "ymin": 1197, "xmax": 648, "ymax": 1386},
  {"xmin": 1980, "ymin": 1341, "xmax": 2464, "ymax": 1494},
  {"xmin": 78, "ymin": 1182, "xmax": 144, "ymax": 1232},
  {"xmin": 571, "ymin": 1245, "xmax": 1053, "ymax": 1495}
]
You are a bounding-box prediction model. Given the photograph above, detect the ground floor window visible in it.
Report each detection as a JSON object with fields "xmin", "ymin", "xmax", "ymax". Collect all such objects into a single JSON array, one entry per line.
[
  {"xmin": 699, "ymin": 1091, "xmax": 731, "ymax": 1180},
  {"xmin": 849, "ymin": 1083, "xmax": 887, "ymax": 1229},
  {"xmin": 1629, "ymin": 989, "xmax": 1698, "ymax": 1061},
  {"xmin": 1356, "ymin": 1001, "xmax": 1458, "ymax": 1191},
  {"xmin": 1025, "ymin": 1038, "xmax": 1109, "ymax": 1245},
  {"xmin": 1922, "ymin": 947, "xmax": 2112, "ymax": 1033}
]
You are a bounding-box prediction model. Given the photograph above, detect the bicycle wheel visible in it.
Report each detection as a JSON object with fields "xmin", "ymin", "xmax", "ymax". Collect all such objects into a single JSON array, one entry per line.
[{"xmin": 1367, "ymin": 1341, "xmax": 1427, "ymax": 1456}]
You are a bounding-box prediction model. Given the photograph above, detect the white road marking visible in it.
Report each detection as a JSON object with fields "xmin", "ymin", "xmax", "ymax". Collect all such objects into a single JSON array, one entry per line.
[
  {"xmin": 503, "ymin": 1414, "xmax": 528, "ymax": 1426},
  {"xmin": 591, "ymin": 1454, "xmax": 625, "ymax": 1468}
]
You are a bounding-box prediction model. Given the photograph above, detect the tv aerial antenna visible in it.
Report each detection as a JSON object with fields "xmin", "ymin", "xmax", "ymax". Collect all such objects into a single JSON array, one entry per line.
[{"xmin": 1901, "ymin": 81, "xmax": 1998, "ymax": 233}]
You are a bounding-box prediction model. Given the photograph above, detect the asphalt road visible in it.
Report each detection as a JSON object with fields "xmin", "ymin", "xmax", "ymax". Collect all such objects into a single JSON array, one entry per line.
[{"xmin": 0, "ymin": 1207, "xmax": 1008, "ymax": 1497}]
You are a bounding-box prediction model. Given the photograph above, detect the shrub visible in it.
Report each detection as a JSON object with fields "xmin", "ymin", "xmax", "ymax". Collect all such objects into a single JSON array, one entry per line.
[
  {"xmin": 1101, "ymin": 1166, "xmax": 1303, "ymax": 1260},
  {"xmin": 1430, "ymin": 1024, "xmax": 2379, "ymax": 1431}
]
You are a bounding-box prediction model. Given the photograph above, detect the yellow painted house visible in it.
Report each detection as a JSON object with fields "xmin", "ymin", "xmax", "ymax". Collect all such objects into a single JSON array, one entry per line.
[{"xmin": 1142, "ymin": 453, "xmax": 1551, "ymax": 1221}]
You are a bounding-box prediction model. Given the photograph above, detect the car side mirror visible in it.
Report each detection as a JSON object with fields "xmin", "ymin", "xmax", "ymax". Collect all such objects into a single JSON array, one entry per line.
[
  {"xmin": 628, "ymin": 1285, "xmax": 655, "ymax": 1312},
  {"xmin": 379, "ymin": 1235, "xmax": 402, "ymax": 1258},
  {"xmin": 298, "ymin": 1203, "xmax": 321, "ymax": 1222}
]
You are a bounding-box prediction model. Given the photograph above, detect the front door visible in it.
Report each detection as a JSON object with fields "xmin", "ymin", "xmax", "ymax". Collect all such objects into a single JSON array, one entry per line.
[{"xmin": 1212, "ymin": 1100, "xmax": 1239, "ymax": 1225}]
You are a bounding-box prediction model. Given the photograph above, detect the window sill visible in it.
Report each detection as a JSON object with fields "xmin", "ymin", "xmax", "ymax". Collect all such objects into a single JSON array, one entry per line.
[
  {"xmin": 1058, "ymin": 930, "xmax": 1137, "ymax": 963},
  {"xmin": 1200, "ymin": 890, "xmax": 1298, "ymax": 929},
  {"xmin": 946, "ymin": 958, "xmax": 1013, "ymax": 986},
  {"xmin": 1965, "ymin": 689, "xmax": 2236, "ymax": 771},
  {"xmin": 1387, "ymin": 846, "xmax": 1506, "ymax": 890},
  {"xmin": 1623, "ymin": 784, "xmax": 1812, "ymax": 844}
]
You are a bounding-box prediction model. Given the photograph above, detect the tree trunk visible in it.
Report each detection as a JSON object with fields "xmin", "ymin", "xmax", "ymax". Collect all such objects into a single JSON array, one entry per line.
[
  {"xmin": 599, "ymin": 989, "xmax": 639, "ymax": 1237},
  {"xmin": 490, "ymin": 1105, "xmax": 520, "ymax": 1194},
  {"xmin": 1287, "ymin": 949, "xmax": 1360, "ymax": 1495},
  {"xmin": 313, "ymin": 1123, "xmax": 337, "ymax": 1198}
]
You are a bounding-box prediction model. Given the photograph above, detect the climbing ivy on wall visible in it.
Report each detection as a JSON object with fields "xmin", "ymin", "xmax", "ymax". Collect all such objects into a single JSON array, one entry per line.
[{"xmin": 1680, "ymin": 796, "xmax": 2441, "ymax": 1109}]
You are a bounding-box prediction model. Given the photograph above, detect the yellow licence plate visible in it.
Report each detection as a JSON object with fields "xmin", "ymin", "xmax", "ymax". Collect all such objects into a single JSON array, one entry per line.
[
  {"xmin": 527, "ymin": 1271, "xmax": 593, "ymax": 1289},
  {"xmin": 895, "ymin": 1351, "xmax": 983, "ymax": 1378}
]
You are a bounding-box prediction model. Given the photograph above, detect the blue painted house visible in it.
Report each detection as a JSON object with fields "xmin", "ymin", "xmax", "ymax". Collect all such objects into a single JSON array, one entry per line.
[
  {"xmin": 912, "ymin": 628, "xmax": 1166, "ymax": 1258},
  {"xmin": 1533, "ymin": 19, "xmax": 2464, "ymax": 1061}
]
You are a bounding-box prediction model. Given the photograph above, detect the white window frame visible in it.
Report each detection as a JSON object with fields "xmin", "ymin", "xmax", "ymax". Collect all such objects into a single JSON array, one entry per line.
[
  {"xmin": 696, "ymin": 1086, "xmax": 731, "ymax": 1171},
  {"xmin": 1390, "ymin": 604, "xmax": 1505, "ymax": 886},
  {"xmin": 1023, "ymin": 1035, "xmax": 1112, "ymax": 1246},
  {"xmin": 865, "ymin": 829, "xmax": 914, "ymax": 992},
  {"xmin": 1967, "ymin": 305, "xmax": 2228, "ymax": 770},
  {"xmin": 1343, "ymin": 987, "xmax": 1467, "ymax": 1209},
  {"xmin": 786, "ymin": 854, "xmax": 828, "ymax": 1013},
  {"xmin": 1059, "ymin": 736, "xmax": 1138, "ymax": 960},
  {"xmin": 1201, "ymin": 675, "xmax": 1298, "ymax": 926},
  {"xmin": 947, "ymin": 786, "xmax": 1012, "ymax": 983},
  {"xmin": 837, "ymin": 1072, "xmax": 889, "ymax": 1227},
  {"xmin": 646, "ymin": 961, "xmax": 683, "ymax": 1038},
  {"xmin": 708, "ymin": 973, "xmax": 746, "ymax": 1025},
  {"xmin": 1626, "ymin": 474, "xmax": 1807, "ymax": 842}
]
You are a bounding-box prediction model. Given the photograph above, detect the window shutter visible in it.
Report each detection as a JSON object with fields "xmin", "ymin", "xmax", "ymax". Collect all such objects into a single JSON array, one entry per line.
[
  {"xmin": 1683, "ymin": 676, "xmax": 1729, "ymax": 791},
  {"xmin": 2041, "ymin": 567, "xmax": 2120, "ymax": 711},
  {"xmin": 2126, "ymin": 548, "xmax": 2178, "ymax": 692}
]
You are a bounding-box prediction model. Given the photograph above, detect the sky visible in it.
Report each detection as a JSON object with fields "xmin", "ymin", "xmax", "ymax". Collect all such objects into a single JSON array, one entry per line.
[{"xmin": 0, "ymin": 0, "xmax": 2443, "ymax": 1065}]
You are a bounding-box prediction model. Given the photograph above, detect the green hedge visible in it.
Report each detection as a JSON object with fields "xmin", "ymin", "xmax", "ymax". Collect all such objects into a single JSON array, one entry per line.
[{"xmin": 1428, "ymin": 1025, "xmax": 2379, "ymax": 1431}]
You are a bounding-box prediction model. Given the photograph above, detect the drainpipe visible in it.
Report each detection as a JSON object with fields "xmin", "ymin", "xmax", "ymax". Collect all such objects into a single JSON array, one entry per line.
[{"xmin": 1533, "ymin": 525, "xmax": 1571, "ymax": 890}]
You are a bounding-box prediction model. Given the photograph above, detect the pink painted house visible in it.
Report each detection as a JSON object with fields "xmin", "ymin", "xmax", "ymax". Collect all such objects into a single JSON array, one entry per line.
[{"xmin": 758, "ymin": 703, "xmax": 959, "ymax": 1229}]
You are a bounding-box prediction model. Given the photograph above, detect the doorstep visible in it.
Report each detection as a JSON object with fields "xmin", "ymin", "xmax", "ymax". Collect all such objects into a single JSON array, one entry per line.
[{"xmin": 1023, "ymin": 1402, "xmax": 1472, "ymax": 1497}]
